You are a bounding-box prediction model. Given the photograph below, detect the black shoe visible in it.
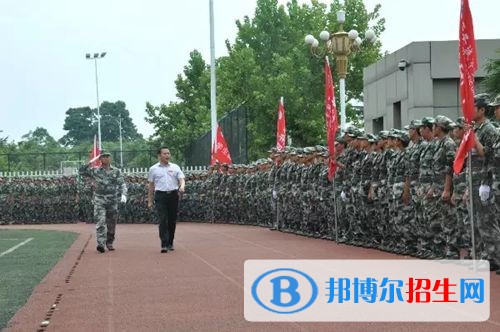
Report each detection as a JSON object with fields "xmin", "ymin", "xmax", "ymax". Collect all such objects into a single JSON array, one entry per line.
[
  {"xmin": 97, "ymin": 246, "xmax": 105, "ymax": 253},
  {"xmin": 167, "ymin": 245, "xmax": 174, "ymax": 251},
  {"xmin": 106, "ymin": 244, "xmax": 115, "ymax": 251},
  {"xmin": 161, "ymin": 247, "xmax": 168, "ymax": 253}
]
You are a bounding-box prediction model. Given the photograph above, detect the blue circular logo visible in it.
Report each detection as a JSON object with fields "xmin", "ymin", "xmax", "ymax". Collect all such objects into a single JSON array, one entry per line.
[{"xmin": 251, "ymin": 268, "xmax": 318, "ymax": 314}]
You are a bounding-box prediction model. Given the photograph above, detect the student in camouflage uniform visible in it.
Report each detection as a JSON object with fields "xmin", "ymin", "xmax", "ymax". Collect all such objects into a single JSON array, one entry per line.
[
  {"xmin": 403, "ymin": 119, "xmax": 424, "ymax": 256},
  {"xmin": 451, "ymin": 117, "xmax": 472, "ymax": 258},
  {"xmin": 416, "ymin": 117, "xmax": 436, "ymax": 258},
  {"xmin": 428, "ymin": 116, "xmax": 458, "ymax": 259},
  {"xmin": 79, "ymin": 151, "xmax": 127, "ymax": 253},
  {"xmin": 469, "ymin": 94, "xmax": 498, "ymax": 264}
]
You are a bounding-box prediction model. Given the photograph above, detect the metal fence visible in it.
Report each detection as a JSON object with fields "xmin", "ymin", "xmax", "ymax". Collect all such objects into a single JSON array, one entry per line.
[
  {"xmin": 0, "ymin": 150, "xmax": 158, "ymax": 173},
  {"xmin": 185, "ymin": 106, "xmax": 249, "ymax": 166},
  {"xmin": 0, "ymin": 165, "xmax": 208, "ymax": 178}
]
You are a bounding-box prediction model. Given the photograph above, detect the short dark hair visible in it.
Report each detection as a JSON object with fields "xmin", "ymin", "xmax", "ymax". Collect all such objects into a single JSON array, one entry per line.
[{"xmin": 157, "ymin": 146, "xmax": 170, "ymax": 155}]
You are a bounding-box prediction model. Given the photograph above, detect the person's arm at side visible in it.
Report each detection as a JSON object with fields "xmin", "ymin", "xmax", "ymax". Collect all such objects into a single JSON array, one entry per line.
[
  {"xmin": 118, "ymin": 170, "xmax": 127, "ymax": 202},
  {"xmin": 178, "ymin": 168, "xmax": 186, "ymax": 193},
  {"xmin": 178, "ymin": 178, "xmax": 185, "ymax": 193},
  {"xmin": 148, "ymin": 182, "xmax": 155, "ymax": 209}
]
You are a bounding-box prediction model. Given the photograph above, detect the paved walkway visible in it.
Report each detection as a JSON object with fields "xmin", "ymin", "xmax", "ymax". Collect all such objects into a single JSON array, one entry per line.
[{"xmin": 3, "ymin": 223, "xmax": 500, "ymax": 332}]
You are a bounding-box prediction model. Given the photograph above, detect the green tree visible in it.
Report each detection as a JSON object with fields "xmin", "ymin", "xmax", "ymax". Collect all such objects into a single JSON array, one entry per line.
[
  {"xmin": 482, "ymin": 50, "xmax": 500, "ymax": 96},
  {"xmin": 145, "ymin": 0, "xmax": 384, "ymax": 160},
  {"xmin": 145, "ymin": 50, "xmax": 211, "ymax": 162},
  {"xmin": 218, "ymin": 0, "xmax": 384, "ymax": 158},
  {"xmin": 60, "ymin": 101, "xmax": 141, "ymax": 146}
]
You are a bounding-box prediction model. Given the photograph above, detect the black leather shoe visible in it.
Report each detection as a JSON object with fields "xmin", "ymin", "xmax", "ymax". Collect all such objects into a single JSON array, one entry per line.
[
  {"xmin": 97, "ymin": 246, "xmax": 105, "ymax": 253},
  {"xmin": 167, "ymin": 245, "xmax": 174, "ymax": 251},
  {"xmin": 106, "ymin": 244, "xmax": 115, "ymax": 251},
  {"xmin": 161, "ymin": 247, "xmax": 168, "ymax": 253}
]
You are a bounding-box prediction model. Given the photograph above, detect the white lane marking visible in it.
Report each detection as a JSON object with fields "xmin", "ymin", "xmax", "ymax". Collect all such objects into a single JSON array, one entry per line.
[{"xmin": 0, "ymin": 238, "xmax": 34, "ymax": 257}]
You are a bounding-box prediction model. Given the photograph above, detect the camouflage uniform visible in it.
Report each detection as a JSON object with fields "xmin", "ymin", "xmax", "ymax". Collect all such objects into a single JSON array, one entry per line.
[{"xmin": 79, "ymin": 155, "xmax": 127, "ymax": 250}]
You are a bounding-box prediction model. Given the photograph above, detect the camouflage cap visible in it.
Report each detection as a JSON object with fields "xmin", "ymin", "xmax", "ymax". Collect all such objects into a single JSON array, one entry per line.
[
  {"xmin": 378, "ymin": 130, "xmax": 390, "ymax": 139},
  {"xmin": 398, "ymin": 131, "xmax": 410, "ymax": 144},
  {"xmin": 387, "ymin": 128, "xmax": 400, "ymax": 138},
  {"xmin": 367, "ymin": 133, "xmax": 378, "ymax": 143},
  {"xmin": 474, "ymin": 93, "xmax": 490, "ymax": 108},
  {"xmin": 99, "ymin": 150, "xmax": 111, "ymax": 158},
  {"xmin": 344, "ymin": 126, "xmax": 357, "ymax": 135},
  {"xmin": 455, "ymin": 117, "xmax": 466, "ymax": 129},
  {"xmin": 409, "ymin": 119, "xmax": 423, "ymax": 129},
  {"xmin": 359, "ymin": 132, "xmax": 370, "ymax": 140},
  {"xmin": 489, "ymin": 94, "xmax": 500, "ymax": 107},
  {"xmin": 435, "ymin": 115, "xmax": 455, "ymax": 130},
  {"xmin": 421, "ymin": 117, "xmax": 435, "ymax": 126},
  {"xmin": 403, "ymin": 124, "xmax": 410, "ymax": 130},
  {"xmin": 303, "ymin": 147, "xmax": 314, "ymax": 154}
]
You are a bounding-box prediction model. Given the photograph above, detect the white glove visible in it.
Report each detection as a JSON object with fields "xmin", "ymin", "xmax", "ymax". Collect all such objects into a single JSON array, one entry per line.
[
  {"xmin": 120, "ymin": 194, "xmax": 127, "ymax": 203},
  {"xmin": 340, "ymin": 191, "xmax": 347, "ymax": 202},
  {"xmin": 272, "ymin": 190, "xmax": 277, "ymax": 199},
  {"xmin": 478, "ymin": 185, "xmax": 490, "ymax": 202}
]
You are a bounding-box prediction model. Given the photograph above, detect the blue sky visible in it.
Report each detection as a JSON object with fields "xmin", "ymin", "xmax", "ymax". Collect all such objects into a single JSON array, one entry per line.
[{"xmin": 1, "ymin": 0, "xmax": 498, "ymax": 142}]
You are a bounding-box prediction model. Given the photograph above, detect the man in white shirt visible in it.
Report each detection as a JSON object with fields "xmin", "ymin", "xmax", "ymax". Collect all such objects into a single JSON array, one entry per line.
[{"xmin": 148, "ymin": 147, "xmax": 185, "ymax": 253}]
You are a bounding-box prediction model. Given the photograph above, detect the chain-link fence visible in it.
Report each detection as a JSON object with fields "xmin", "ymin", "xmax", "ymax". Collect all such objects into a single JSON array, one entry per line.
[{"xmin": 185, "ymin": 106, "xmax": 249, "ymax": 166}]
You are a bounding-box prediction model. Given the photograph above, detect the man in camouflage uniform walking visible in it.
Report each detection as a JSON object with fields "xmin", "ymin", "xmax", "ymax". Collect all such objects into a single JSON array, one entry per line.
[{"xmin": 80, "ymin": 151, "xmax": 127, "ymax": 253}]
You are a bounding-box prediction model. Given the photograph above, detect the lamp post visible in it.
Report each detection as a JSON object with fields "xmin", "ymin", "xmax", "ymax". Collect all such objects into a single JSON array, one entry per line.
[
  {"xmin": 86, "ymin": 52, "xmax": 107, "ymax": 150},
  {"xmin": 305, "ymin": 10, "xmax": 377, "ymax": 131}
]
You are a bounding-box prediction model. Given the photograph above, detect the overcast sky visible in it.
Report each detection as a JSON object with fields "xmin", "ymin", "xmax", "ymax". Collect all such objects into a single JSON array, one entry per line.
[{"xmin": 1, "ymin": 0, "xmax": 498, "ymax": 143}]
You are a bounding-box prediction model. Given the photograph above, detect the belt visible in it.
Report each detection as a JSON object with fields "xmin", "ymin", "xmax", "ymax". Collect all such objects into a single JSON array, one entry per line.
[{"xmin": 155, "ymin": 189, "xmax": 178, "ymax": 194}]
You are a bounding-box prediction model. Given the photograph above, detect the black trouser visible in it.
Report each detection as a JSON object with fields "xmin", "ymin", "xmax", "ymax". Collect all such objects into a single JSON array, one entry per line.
[{"xmin": 155, "ymin": 190, "xmax": 179, "ymax": 247}]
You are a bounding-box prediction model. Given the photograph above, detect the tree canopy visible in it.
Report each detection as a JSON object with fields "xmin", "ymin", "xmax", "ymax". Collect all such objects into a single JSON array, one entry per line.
[
  {"xmin": 60, "ymin": 101, "xmax": 142, "ymax": 146},
  {"xmin": 145, "ymin": 0, "xmax": 385, "ymax": 161},
  {"xmin": 482, "ymin": 49, "xmax": 500, "ymax": 96}
]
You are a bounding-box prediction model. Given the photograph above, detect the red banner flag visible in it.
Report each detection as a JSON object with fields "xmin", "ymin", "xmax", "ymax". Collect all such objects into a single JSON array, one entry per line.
[
  {"xmin": 89, "ymin": 135, "xmax": 101, "ymax": 168},
  {"xmin": 210, "ymin": 125, "xmax": 232, "ymax": 165},
  {"xmin": 276, "ymin": 97, "xmax": 286, "ymax": 152},
  {"xmin": 453, "ymin": 0, "xmax": 478, "ymax": 174},
  {"xmin": 324, "ymin": 57, "xmax": 339, "ymax": 181}
]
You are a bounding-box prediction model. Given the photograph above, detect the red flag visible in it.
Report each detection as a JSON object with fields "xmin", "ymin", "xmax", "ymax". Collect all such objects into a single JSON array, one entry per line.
[
  {"xmin": 89, "ymin": 135, "xmax": 101, "ymax": 168},
  {"xmin": 210, "ymin": 125, "xmax": 232, "ymax": 165},
  {"xmin": 276, "ymin": 97, "xmax": 286, "ymax": 152},
  {"xmin": 324, "ymin": 57, "xmax": 339, "ymax": 181},
  {"xmin": 453, "ymin": 0, "xmax": 478, "ymax": 174}
]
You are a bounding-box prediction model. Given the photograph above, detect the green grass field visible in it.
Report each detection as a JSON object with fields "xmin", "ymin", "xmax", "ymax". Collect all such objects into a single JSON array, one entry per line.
[{"xmin": 0, "ymin": 229, "xmax": 78, "ymax": 330}]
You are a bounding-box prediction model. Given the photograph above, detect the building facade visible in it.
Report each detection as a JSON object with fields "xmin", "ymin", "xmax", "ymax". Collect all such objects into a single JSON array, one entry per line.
[{"xmin": 363, "ymin": 39, "xmax": 499, "ymax": 133}]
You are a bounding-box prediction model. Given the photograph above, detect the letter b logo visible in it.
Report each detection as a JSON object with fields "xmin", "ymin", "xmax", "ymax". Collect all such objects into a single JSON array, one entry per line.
[{"xmin": 251, "ymin": 268, "xmax": 318, "ymax": 314}]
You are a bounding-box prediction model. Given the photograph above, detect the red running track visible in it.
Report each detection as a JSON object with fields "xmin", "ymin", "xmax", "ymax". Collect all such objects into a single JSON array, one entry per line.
[{"xmin": 3, "ymin": 223, "xmax": 500, "ymax": 332}]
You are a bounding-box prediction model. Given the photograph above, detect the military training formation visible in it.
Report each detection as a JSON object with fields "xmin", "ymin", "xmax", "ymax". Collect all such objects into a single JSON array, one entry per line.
[{"xmin": 0, "ymin": 93, "xmax": 499, "ymax": 273}]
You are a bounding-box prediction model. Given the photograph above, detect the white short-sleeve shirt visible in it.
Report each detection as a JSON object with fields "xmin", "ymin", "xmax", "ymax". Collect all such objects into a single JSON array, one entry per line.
[{"xmin": 148, "ymin": 162, "xmax": 185, "ymax": 191}]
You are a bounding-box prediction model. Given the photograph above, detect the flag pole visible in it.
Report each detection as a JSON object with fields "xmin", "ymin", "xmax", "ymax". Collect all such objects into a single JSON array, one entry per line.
[
  {"xmin": 467, "ymin": 150, "xmax": 476, "ymax": 270},
  {"xmin": 333, "ymin": 177, "xmax": 338, "ymax": 242}
]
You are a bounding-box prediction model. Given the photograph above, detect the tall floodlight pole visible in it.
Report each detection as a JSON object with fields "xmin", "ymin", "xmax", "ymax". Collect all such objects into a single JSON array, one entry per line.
[
  {"xmin": 118, "ymin": 115, "xmax": 123, "ymax": 168},
  {"xmin": 86, "ymin": 52, "xmax": 107, "ymax": 150},
  {"xmin": 209, "ymin": 0, "xmax": 217, "ymax": 152}
]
